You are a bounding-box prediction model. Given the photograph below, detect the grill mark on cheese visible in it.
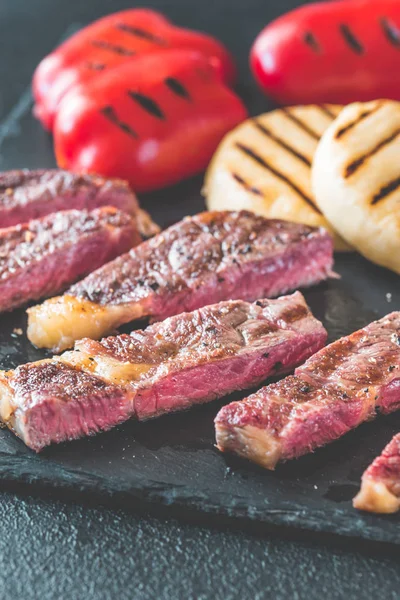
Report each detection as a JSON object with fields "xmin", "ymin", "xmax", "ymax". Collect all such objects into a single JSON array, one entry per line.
[
  {"xmin": 235, "ymin": 143, "xmax": 321, "ymax": 213},
  {"xmin": 303, "ymin": 31, "xmax": 321, "ymax": 53},
  {"xmin": 116, "ymin": 23, "xmax": 167, "ymax": 45},
  {"xmin": 253, "ymin": 120, "xmax": 312, "ymax": 167},
  {"xmin": 339, "ymin": 24, "xmax": 364, "ymax": 54},
  {"xmin": 91, "ymin": 40, "xmax": 135, "ymax": 56},
  {"xmin": 380, "ymin": 17, "xmax": 400, "ymax": 48},
  {"xmin": 281, "ymin": 108, "xmax": 320, "ymax": 140},
  {"xmin": 345, "ymin": 128, "xmax": 400, "ymax": 178},
  {"xmin": 335, "ymin": 103, "xmax": 382, "ymax": 139},
  {"xmin": 128, "ymin": 91, "xmax": 165, "ymax": 120},
  {"xmin": 231, "ymin": 172, "xmax": 263, "ymax": 196},
  {"xmin": 371, "ymin": 176, "xmax": 400, "ymax": 205},
  {"xmin": 318, "ymin": 105, "xmax": 337, "ymax": 119},
  {"xmin": 100, "ymin": 106, "xmax": 138, "ymax": 138}
]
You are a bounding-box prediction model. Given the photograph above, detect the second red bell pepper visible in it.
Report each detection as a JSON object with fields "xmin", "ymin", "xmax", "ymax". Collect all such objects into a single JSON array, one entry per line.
[
  {"xmin": 54, "ymin": 49, "xmax": 247, "ymax": 193},
  {"xmin": 251, "ymin": 0, "xmax": 400, "ymax": 105}
]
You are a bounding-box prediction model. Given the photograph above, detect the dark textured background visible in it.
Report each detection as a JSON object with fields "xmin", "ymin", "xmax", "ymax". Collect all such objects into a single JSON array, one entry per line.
[{"xmin": 1, "ymin": 0, "xmax": 400, "ymax": 598}]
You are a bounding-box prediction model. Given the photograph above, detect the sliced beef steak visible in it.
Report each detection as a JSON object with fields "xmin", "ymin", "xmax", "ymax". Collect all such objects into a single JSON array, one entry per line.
[
  {"xmin": 0, "ymin": 169, "xmax": 137, "ymax": 225},
  {"xmin": 0, "ymin": 207, "xmax": 140, "ymax": 312},
  {"xmin": 0, "ymin": 361, "xmax": 132, "ymax": 452},
  {"xmin": 0, "ymin": 293, "xmax": 326, "ymax": 451},
  {"xmin": 27, "ymin": 210, "xmax": 334, "ymax": 352},
  {"xmin": 70, "ymin": 291, "xmax": 326, "ymax": 420},
  {"xmin": 0, "ymin": 168, "xmax": 159, "ymax": 239},
  {"xmin": 215, "ymin": 312, "xmax": 400, "ymax": 469},
  {"xmin": 353, "ymin": 434, "xmax": 400, "ymax": 514}
]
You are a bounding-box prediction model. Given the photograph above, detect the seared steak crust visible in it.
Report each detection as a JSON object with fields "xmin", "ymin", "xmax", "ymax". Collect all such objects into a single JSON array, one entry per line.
[
  {"xmin": 1, "ymin": 293, "xmax": 326, "ymax": 450},
  {"xmin": 215, "ymin": 312, "xmax": 400, "ymax": 469},
  {"xmin": 0, "ymin": 207, "xmax": 139, "ymax": 312},
  {"xmin": 81, "ymin": 294, "xmax": 312, "ymax": 366},
  {"xmin": 353, "ymin": 433, "xmax": 400, "ymax": 513},
  {"xmin": 0, "ymin": 169, "xmax": 138, "ymax": 227},
  {"xmin": 74, "ymin": 292, "xmax": 326, "ymax": 421},
  {"xmin": 28, "ymin": 210, "xmax": 334, "ymax": 352},
  {"xmin": 71, "ymin": 211, "xmax": 331, "ymax": 306}
]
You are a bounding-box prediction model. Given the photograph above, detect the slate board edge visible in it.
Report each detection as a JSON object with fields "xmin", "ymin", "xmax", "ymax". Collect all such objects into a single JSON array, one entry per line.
[{"xmin": 1, "ymin": 452, "xmax": 398, "ymax": 545}]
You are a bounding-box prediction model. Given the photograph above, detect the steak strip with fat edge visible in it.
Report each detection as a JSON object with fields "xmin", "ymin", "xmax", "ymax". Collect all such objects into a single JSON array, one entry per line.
[
  {"xmin": 215, "ymin": 312, "xmax": 400, "ymax": 469},
  {"xmin": 27, "ymin": 210, "xmax": 335, "ymax": 352},
  {"xmin": 0, "ymin": 292, "xmax": 326, "ymax": 451}
]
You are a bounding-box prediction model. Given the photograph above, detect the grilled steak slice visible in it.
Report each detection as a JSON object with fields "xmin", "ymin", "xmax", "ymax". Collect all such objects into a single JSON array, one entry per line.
[
  {"xmin": 0, "ymin": 169, "xmax": 137, "ymax": 225},
  {"xmin": 0, "ymin": 293, "xmax": 326, "ymax": 450},
  {"xmin": 27, "ymin": 210, "xmax": 334, "ymax": 352},
  {"xmin": 353, "ymin": 434, "xmax": 400, "ymax": 514},
  {"xmin": 0, "ymin": 207, "xmax": 140, "ymax": 313},
  {"xmin": 0, "ymin": 168, "xmax": 159, "ymax": 239},
  {"xmin": 215, "ymin": 312, "xmax": 400, "ymax": 469},
  {"xmin": 68, "ymin": 291, "xmax": 326, "ymax": 420},
  {"xmin": 0, "ymin": 361, "xmax": 132, "ymax": 452}
]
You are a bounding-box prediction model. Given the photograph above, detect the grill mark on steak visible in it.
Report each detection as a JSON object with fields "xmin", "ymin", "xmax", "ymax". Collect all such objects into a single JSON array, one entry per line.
[
  {"xmin": 235, "ymin": 145, "xmax": 320, "ymax": 212},
  {"xmin": 80, "ymin": 295, "xmax": 310, "ymax": 368},
  {"xmin": 100, "ymin": 106, "xmax": 139, "ymax": 138},
  {"xmin": 215, "ymin": 312, "xmax": 400, "ymax": 469},
  {"xmin": 0, "ymin": 207, "xmax": 139, "ymax": 313},
  {"xmin": 115, "ymin": 23, "xmax": 167, "ymax": 45},
  {"xmin": 252, "ymin": 120, "xmax": 312, "ymax": 167},
  {"xmin": 339, "ymin": 23, "xmax": 364, "ymax": 54},
  {"xmin": 1, "ymin": 293, "xmax": 327, "ymax": 450},
  {"xmin": 345, "ymin": 128, "xmax": 400, "ymax": 177},
  {"xmin": 371, "ymin": 176, "xmax": 400, "ymax": 205},
  {"xmin": 275, "ymin": 303, "xmax": 309, "ymax": 325},
  {"xmin": 380, "ymin": 17, "xmax": 400, "ymax": 48},
  {"xmin": 353, "ymin": 433, "xmax": 400, "ymax": 513},
  {"xmin": 91, "ymin": 39, "xmax": 135, "ymax": 56},
  {"xmin": 335, "ymin": 104, "xmax": 383, "ymax": 139},
  {"xmin": 280, "ymin": 107, "xmax": 320, "ymax": 140}
]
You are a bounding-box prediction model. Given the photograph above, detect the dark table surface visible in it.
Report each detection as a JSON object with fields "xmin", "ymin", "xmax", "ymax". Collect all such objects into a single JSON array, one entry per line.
[{"xmin": 1, "ymin": 0, "xmax": 400, "ymax": 598}]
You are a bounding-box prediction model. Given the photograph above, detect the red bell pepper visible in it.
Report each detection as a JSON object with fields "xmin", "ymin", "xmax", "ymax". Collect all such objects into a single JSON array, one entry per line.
[
  {"xmin": 251, "ymin": 0, "xmax": 400, "ymax": 105},
  {"xmin": 33, "ymin": 9, "xmax": 236, "ymax": 131},
  {"xmin": 53, "ymin": 49, "xmax": 247, "ymax": 193}
]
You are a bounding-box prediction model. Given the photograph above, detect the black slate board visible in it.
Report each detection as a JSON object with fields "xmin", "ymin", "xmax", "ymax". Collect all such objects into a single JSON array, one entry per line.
[
  {"xmin": 0, "ymin": 8, "xmax": 400, "ymax": 547},
  {"xmin": 1, "ymin": 231, "xmax": 399, "ymax": 545}
]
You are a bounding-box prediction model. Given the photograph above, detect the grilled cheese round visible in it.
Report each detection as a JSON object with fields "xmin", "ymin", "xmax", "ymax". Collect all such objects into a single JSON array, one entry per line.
[
  {"xmin": 312, "ymin": 100, "xmax": 400, "ymax": 274},
  {"xmin": 203, "ymin": 104, "xmax": 350, "ymax": 251}
]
